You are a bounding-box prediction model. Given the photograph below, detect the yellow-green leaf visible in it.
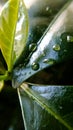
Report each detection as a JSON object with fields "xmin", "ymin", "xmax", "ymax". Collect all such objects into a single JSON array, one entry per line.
[
  {"xmin": 0, "ymin": 0, "xmax": 20, "ymax": 71},
  {"xmin": 14, "ymin": 0, "xmax": 29, "ymax": 62},
  {"xmin": 0, "ymin": 80, "xmax": 4, "ymax": 92}
]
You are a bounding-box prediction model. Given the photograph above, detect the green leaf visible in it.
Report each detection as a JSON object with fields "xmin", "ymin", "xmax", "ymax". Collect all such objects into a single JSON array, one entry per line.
[
  {"xmin": 18, "ymin": 84, "xmax": 73, "ymax": 130},
  {"xmin": 0, "ymin": 80, "xmax": 4, "ymax": 91},
  {"xmin": 0, "ymin": 55, "xmax": 6, "ymax": 75},
  {"xmin": 0, "ymin": 0, "xmax": 20, "ymax": 71},
  {"xmin": 14, "ymin": 0, "xmax": 28, "ymax": 64},
  {"xmin": 12, "ymin": 0, "xmax": 73, "ymax": 88}
]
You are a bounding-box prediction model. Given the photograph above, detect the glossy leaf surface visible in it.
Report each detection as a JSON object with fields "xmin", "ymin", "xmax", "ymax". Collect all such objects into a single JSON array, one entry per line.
[
  {"xmin": 15, "ymin": 1, "xmax": 73, "ymax": 130},
  {"xmin": 18, "ymin": 84, "xmax": 73, "ymax": 130},
  {"xmin": 0, "ymin": 0, "xmax": 20, "ymax": 71},
  {"xmin": 12, "ymin": 0, "xmax": 73, "ymax": 88},
  {"xmin": 14, "ymin": 0, "xmax": 28, "ymax": 63}
]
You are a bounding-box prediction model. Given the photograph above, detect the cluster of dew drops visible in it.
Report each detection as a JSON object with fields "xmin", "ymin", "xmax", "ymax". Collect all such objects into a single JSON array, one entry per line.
[{"xmin": 29, "ymin": 33, "xmax": 73, "ymax": 71}]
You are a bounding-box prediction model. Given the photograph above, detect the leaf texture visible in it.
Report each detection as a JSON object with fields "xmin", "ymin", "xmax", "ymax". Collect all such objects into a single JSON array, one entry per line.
[
  {"xmin": 0, "ymin": 0, "xmax": 20, "ymax": 71},
  {"xmin": 13, "ymin": 0, "xmax": 73, "ymax": 88},
  {"xmin": 18, "ymin": 84, "xmax": 73, "ymax": 130}
]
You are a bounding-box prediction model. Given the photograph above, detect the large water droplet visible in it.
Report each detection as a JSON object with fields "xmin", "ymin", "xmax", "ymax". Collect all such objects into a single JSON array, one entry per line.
[
  {"xmin": 59, "ymin": 106, "xmax": 63, "ymax": 110},
  {"xmin": 29, "ymin": 43, "xmax": 37, "ymax": 52},
  {"xmin": 67, "ymin": 35, "xmax": 73, "ymax": 42},
  {"xmin": 31, "ymin": 62, "xmax": 39, "ymax": 71},
  {"xmin": 46, "ymin": 6, "xmax": 50, "ymax": 11},
  {"xmin": 43, "ymin": 59, "xmax": 55, "ymax": 65},
  {"xmin": 53, "ymin": 44, "xmax": 60, "ymax": 51},
  {"xmin": 46, "ymin": 6, "xmax": 52, "ymax": 13},
  {"xmin": 61, "ymin": 32, "xmax": 73, "ymax": 43}
]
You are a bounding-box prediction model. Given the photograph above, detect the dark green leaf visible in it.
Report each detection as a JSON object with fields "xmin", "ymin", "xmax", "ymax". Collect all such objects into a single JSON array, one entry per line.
[
  {"xmin": 18, "ymin": 84, "xmax": 73, "ymax": 130},
  {"xmin": 12, "ymin": 0, "xmax": 73, "ymax": 88}
]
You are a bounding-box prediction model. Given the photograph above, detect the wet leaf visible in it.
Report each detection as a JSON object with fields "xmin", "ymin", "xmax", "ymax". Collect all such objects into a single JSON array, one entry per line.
[
  {"xmin": 12, "ymin": 0, "xmax": 73, "ymax": 88},
  {"xmin": 18, "ymin": 84, "xmax": 73, "ymax": 130},
  {"xmin": 12, "ymin": 1, "xmax": 73, "ymax": 130}
]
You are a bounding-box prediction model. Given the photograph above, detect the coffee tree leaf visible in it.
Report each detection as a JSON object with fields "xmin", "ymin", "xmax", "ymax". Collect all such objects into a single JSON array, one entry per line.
[
  {"xmin": 0, "ymin": 0, "xmax": 20, "ymax": 71},
  {"xmin": 12, "ymin": 0, "xmax": 73, "ymax": 88},
  {"xmin": 18, "ymin": 84, "xmax": 73, "ymax": 130}
]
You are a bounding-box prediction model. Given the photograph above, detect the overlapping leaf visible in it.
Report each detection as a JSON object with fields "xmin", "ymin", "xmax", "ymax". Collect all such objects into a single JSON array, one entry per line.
[
  {"xmin": 18, "ymin": 84, "xmax": 73, "ymax": 130},
  {"xmin": 13, "ymin": 1, "xmax": 73, "ymax": 130},
  {"xmin": 0, "ymin": 0, "xmax": 28, "ymax": 72},
  {"xmin": 13, "ymin": 0, "xmax": 73, "ymax": 88},
  {"xmin": 0, "ymin": 0, "xmax": 20, "ymax": 71},
  {"xmin": 14, "ymin": 0, "xmax": 28, "ymax": 64}
]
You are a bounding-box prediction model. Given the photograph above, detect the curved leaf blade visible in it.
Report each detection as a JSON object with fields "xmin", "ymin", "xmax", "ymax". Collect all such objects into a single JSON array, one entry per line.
[
  {"xmin": 12, "ymin": 0, "xmax": 73, "ymax": 88},
  {"xmin": 0, "ymin": 80, "xmax": 4, "ymax": 92},
  {"xmin": 0, "ymin": 0, "xmax": 20, "ymax": 71},
  {"xmin": 18, "ymin": 84, "xmax": 73, "ymax": 130},
  {"xmin": 14, "ymin": 0, "xmax": 29, "ymax": 63}
]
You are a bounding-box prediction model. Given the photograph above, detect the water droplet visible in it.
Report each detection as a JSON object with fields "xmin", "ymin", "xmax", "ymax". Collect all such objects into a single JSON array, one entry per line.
[
  {"xmin": 61, "ymin": 32, "xmax": 73, "ymax": 43},
  {"xmin": 53, "ymin": 44, "xmax": 60, "ymax": 51},
  {"xmin": 31, "ymin": 62, "xmax": 39, "ymax": 71},
  {"xmin": 29, "ymin": 43, "xmax": 37, "ymax": 52},
  {"xmin": 29, "ymin": 72, "xmax": 31, "ymax": 75},
  {"xmin": 46, "ymin": 6, "xmax": 52, "ymax": 13},
  {"xmin": 64, "ymin": 49, "xmax": 67, "ymax": 52},
  {"xmin": 67, "ymin": 35, "xmax": 73, "ymax": 42},
  {"xmin": 46, "ymin": 6, "xmax": 49, "ymax": 11},
  {"xmin": 43, "ymin": 59, "xmax": 55, "ymax": 65},
  {"xmin": 59, "ymin": 106, "xmax": 63, "ymax": 110}
]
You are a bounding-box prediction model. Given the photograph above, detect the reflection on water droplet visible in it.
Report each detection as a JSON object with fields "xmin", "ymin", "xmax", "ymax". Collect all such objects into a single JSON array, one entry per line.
[
  {"xmin": 53, "ymin": 44, "xmax": 60, "ymax": 51},
  {"xmin": 43, "ymin": 59, "xmax": 55, "ymax": 65},
  {"xmin": 64, "ymin": 49, "xmax": 67, "ymax": 53},
  {"xmin": 31, "ymin": 62, "xmax": 39, "ymax": 71},
  {"xmin": 67, "ymin": 35, "xmax": 73, "ymax": 42},
  {"xmin": 29, "ymin": 43, "xmax": 37, "ymax": 52},
  {"xmin": 59, "ymin": 106, "xmax": 63, "ymax": 110},
  {"xmin": 61, "ymin": 32, "xmax": 73, "ymax": 43},
  {"xmin": 15, "ymin": 34, "xmax": 22, "ymax": 41},
  {"xmin": 46, "ymin": 6, "xmax": 52, "ymax": 13},
  {"xmin": 46, "ymin": 6, "xmax": 49, "ymax": 11}
]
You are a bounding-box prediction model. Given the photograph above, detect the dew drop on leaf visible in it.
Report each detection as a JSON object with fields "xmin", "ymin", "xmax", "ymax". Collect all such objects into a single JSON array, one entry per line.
[
  {"xmin": 31, "ymin": 62, "xmax": 39, "ymax": 71},
  {"xmin": 29, "ymin": 72, "xmax": 31, "ymax": 75},
  {"xmin": 43, "ymin": 59, "xmax": 55, "ymax": 65},
  {"xmin": 61, "ymin": 32, "xmax": 73, "ymax": 43},
  {"xmin": 59, "ymin": 106, "xmax": 63, "ymax": 110},
  {"xmin": 53, "ymin": 44, "xmax": 61, "ymax": 51},
  {"xmin": 67, "ymin": 35, "xmax": 73, "ymax": 42},
  {"xmin": 46, "ymin": 6, "xmax": 50, "ymax": 11},
  {"xmin": 46, "ymin": 6, "xmax": 52, "ymax": 13},
  {"xmin": 29, "ymin": 43, "xmax": 37, "ymax": 52}
]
